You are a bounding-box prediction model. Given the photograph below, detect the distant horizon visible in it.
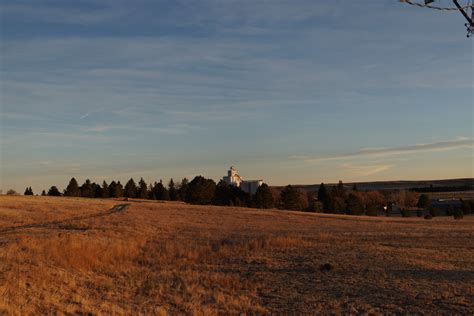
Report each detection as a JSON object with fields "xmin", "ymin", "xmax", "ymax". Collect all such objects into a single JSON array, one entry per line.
[{"xmin": 3, "ymin": 174, "xmax": 473, "ymax": 194}]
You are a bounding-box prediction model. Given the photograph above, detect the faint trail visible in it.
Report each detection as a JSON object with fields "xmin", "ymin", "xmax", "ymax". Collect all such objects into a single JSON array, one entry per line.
[{"xmin": 0, "ymin": 204, "xmax": 129, "ymax": 235}]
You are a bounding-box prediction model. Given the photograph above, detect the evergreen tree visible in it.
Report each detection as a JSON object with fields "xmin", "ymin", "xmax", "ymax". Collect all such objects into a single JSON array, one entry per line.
[
  {"xmin": 168, "ymin": 178, "xmax": 178, "ymax": 201},
  {"xmin": 24, "ymin": 187, "xmax": 33, "ymax": 195},
  {"xmin": 325, "ymin": 186, "xmax": 347, "ymax": 213},
  {"xmin": 318, "ymin": 183, "xmax": 331, "ymax": 211},
  {"xmin": 101, "ymin": 181, "xmax": 109, "ymax": 198},
  {"xmin": 115, "ymin": 181, "xmax": 124, "ymax": 198},
  {"xmin": 80, "ymin": 179, "xmax": 94, "ymax": 198},
  {"xmin": 253, "ymin": 183, "xmax": 274, "ymax": 209},
  {"xmin": 317, "ymin": 183, "xmax": 328, "ymax": 202},
  {"xmin": 213, "ymin": 180, "xmax": 232, "ymax": 206},
  {"xmin": 148, "ymin": 183, "xmax": 156, "ymax": 199},
  {"xmin": 178, "ymin": 178, "xmax": 189, "ymax": 201},
  {"xmin": 346, "ymin": 192, "xmax": 364, "ymax": 215},
  {"xmin": 153, "ymin": 180, "xmax": 170, "ymax": 200},
  {"xmin": 64, "ymin": 177, "xmax": 80, "ymax": 197},
  {"xmin": 47, "ymin": 186, "xmax": 61, "ymax": 196},
  {"xmin": 41, "ymin": 190, "xmax": 46, "ymax": 196},
  {"xmin": 108, "ymin": 181, "xmax": 117, "ymax": 198},
  {"xmin": 280, "ymin": 185, "xmax": 305, "ymax": 211},
  {"xmin": 229, "ymin": 186, "xmax": 251, "ymax": 207},
  {"xmin": 137, "ymin": 178, "xmax": 148, "ymax": 199},
  {"xmin": 92, "ymin": 182, "xmax": 103, "ymax": 198},
  {"xmin": 108, "ymin": 181, "xmax": 123, "ymax": 198},
  {"xmin": 124, "ymin": 178, "xmax": 137, "ymax": 198},
  {"xmin": 186, "ymin": 176, "xmax": 216, "ymax": 205}
]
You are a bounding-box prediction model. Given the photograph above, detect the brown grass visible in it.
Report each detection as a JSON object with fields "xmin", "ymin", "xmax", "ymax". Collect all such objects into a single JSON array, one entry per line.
[
  {"xmin": 0, "ymin": 195, "xmax": 116, "ymax": 227},
  {"xmin": 0, "ymin": 195, "xmax": 473, "ymax": 314}
]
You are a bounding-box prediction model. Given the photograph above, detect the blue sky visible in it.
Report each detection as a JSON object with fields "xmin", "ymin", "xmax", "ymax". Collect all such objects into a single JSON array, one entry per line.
[{"xmin": 1, "ymin": 0, "xmax": 473, "ymax": 192}]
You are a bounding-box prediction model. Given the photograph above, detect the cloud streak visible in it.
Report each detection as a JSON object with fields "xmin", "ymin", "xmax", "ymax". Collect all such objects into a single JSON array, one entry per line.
[
  {"xmin": 340, "ymin": 163, "xmax": 394, "ymax": 177},
  {"xmin": 80, "ymin": 123, "xmax": 197, "ymax": 136},
  {"xmin": 0, "ymin": 3, "xmax": 126, "ymax": 25},
  {"xmin": 79, "ymin": 111, "xmax": 91, "ymax": 120},
  {"xmin": 292, "ymin": 138, "xmax": 474, "ymax": 163}
]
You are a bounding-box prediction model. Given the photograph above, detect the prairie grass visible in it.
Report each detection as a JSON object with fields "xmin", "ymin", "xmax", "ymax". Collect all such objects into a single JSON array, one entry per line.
[
  {"xmin": 0, "ymin": 196, "xmax": 473, "ymax": 314},
  {"xmin": 0, "ymin": 195, "xmax": 116, "ymax": 227}
]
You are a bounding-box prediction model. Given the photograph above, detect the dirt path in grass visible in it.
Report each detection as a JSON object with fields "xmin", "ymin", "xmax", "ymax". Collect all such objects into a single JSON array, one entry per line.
[{"xmin": 0, "ymin": 204, "xmax": 129, "ymax": 235}]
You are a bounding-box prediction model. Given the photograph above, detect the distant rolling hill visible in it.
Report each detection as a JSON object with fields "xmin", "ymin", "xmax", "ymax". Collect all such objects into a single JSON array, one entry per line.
[{"xmin": 274, "ymin": 178, "xmax": 474, "ymax": 193}]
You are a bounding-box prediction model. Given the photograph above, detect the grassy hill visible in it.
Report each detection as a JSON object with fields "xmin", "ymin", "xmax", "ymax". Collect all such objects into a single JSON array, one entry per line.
[
  {"xmin": 0, "ymin": 196, "xmax": 473, "ymax": 314},
  {"xmin": 280, "ymin": 178, "xmax": 474, "ymax": 192}
]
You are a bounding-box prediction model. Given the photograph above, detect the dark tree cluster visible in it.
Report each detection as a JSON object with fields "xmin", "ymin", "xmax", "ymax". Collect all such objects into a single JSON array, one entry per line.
[
  {"xmin": 19, "ymin": 175, "xmax": 472, "ymax": 219},
  {"xmin": 279, "ymin": 185, "xmax": 306, "ymax": 211},
  {"xmin": 60, "ymin": 177, "xmax": 191, "ymax": 201},
  {"xmin": 47, "ymin": 186, "xmax": 61, "ymax": 196},
  {"xmin": 38, "ymin": 177, "xmax": 386, "ymax": 214},
  {"xmin": 40, "ymin": 176, "xmax": 279, "ymax": 210},
  {"xmin": 311, "ymin": 181, "xmax": 413, "ymax": 216}
]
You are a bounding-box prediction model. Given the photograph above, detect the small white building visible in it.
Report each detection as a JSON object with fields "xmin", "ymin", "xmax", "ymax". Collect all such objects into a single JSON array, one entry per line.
[{"xmin": 223, "ymin": 166, "xmax": 263, "ymax": 194}]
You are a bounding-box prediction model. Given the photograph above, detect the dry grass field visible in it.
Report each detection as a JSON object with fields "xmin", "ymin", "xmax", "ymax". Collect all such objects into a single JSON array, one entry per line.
[{"xmin": 0, "ymin": 195, "xmax": 473, "ymax": 315}]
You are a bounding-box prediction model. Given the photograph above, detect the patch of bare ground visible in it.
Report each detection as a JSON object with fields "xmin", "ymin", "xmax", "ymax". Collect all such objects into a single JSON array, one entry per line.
[{"xmin": 0, "ymin": 196, "xmax": 473, "ymax": 314}]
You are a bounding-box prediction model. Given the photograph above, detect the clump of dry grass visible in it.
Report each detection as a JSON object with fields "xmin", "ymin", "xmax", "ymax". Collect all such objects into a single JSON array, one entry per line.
[{"xmin": 7, "ymin": 234, "xmax": 145, "ymax": 271}]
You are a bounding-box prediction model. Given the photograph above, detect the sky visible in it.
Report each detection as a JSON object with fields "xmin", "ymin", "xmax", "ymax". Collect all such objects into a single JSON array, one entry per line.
[{"xmin": 0, "ymin": 0, "xmax": 473, "ymax": 192}]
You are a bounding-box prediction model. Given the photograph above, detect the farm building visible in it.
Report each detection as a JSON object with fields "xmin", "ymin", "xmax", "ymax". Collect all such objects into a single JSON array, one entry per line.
[{"xmin": 223, "ymin": 166, "xmax": 263, "ymax": 194}]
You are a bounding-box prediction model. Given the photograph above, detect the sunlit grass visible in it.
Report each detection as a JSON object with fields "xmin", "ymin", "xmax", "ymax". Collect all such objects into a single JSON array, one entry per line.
[{"xmin": 0, "ymin": 196, "xmax": 472, "ymax": 314}]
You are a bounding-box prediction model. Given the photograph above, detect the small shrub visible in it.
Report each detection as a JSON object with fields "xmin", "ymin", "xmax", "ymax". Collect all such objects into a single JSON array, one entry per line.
[
  {"xmin": 424, "ymin": 214, "xmax": 432, "ymax": 220},
  {"xmin": 429, "ymin": 208, "xmax": 438, "ymax": 217},
  {"xmin": 453, "ymin": 209, "xmax": 464, "ymax": 220},
  {"xmin": 319, "ymin": 263, "xmax": 333, "ymax": 272},
  {"xmin": 416, "ymin": 209, "xmax": 424, "ymax": 217}
]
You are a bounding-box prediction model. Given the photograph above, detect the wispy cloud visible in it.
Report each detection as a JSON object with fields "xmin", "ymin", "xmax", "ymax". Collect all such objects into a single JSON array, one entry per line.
[
  {"xmin": 80, "ymin": 124, "xmax": 196, "ymax": 136},
  {"xmin": 0, "ymin": 3, "xmax": 126, "ymax": 25},
  {"xmin": 292, "ymin": 138, "xmax": 474, "ymax": 163},
  {"xmin": 340, "ymin": 163, "xmax": 394, "ymax": 177},
  {"xmin": 79, "ymin": 111, "xmax": 91, "ymax": 120}
]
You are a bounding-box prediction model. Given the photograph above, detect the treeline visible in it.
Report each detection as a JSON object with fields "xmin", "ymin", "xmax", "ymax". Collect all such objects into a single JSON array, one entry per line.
[
  {"xmin": 30, "ymin": 177, "xmax": 431, "ymax": 215},
  {"xmin": 37, "ymin": 176, "xmax": 277, "ymax": 209},
  {"xmin": 15, "ymin": 177, "xmax": 472, "ymax": 218},
  {"xmin": 35, "ymin": 176, "xmax": 316, "ymax": 210},
  {"xmin": 19, "ymin": 177, "xmax": 474, "ymax": 218},
  {"xmin": 310, "ymin": 183, "xmax": 471, "ymax": 217},
  {"xmin": 306, "ymin": 182, "xmax": 420, "ymax": 215}
]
